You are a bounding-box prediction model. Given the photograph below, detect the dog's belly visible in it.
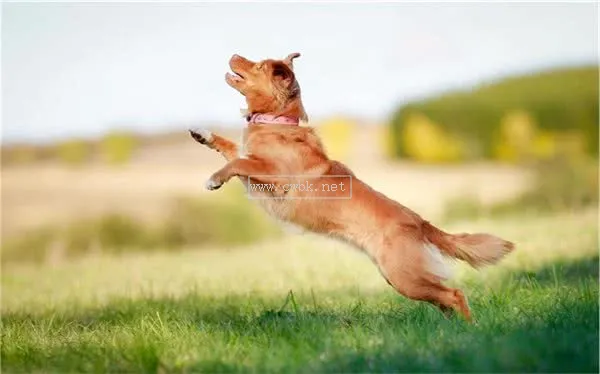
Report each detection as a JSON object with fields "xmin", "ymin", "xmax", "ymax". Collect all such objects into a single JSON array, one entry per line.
[
  {"xmin": 252, "ymin": 197, "xmax": 296, "ymax": 221},
  {"xmin": 255, "ymin": 198, "xmax": 308, "ymax": 234}
]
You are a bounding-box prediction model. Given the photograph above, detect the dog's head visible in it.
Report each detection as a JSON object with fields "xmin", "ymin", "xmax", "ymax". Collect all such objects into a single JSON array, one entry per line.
[{"xmin": 225, "ymin": 53, "xmax": 307, "ymax": 121}]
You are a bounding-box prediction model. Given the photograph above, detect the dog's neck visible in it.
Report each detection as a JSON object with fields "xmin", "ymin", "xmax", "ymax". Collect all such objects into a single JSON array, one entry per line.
[{"xmin": 243, "ymin": 90, "xmax": 308, "ymax": 126}]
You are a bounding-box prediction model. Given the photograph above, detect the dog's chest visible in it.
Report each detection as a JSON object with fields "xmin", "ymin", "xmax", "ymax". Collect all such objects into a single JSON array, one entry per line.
[
  {"xmin": 238, "ymin": 126, "xmax": 297, "ymax": 162},
  {"xmin": 257, "ymin": 198, "xmax": 294, "ymax": 219},
  {"xmin": 236, "ymin": 126, "xmax": 308, "ymax": 227},
  {"xmin": 238, "ymin": 129, "xmax": 249, "ymax": 159}
]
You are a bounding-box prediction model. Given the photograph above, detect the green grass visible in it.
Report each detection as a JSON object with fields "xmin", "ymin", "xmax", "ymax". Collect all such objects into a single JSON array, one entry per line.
[{"xmin": 2, "ymin": 210, "xmax": 598, "ymax": 373}]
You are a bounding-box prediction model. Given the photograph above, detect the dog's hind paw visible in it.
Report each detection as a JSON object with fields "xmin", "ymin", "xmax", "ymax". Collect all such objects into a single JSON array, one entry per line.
[{"xmin": 189, "ymin": 128, "xmax": 213, "ymax": 145}]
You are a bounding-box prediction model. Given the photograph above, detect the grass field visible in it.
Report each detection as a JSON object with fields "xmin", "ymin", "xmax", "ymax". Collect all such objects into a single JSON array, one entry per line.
[{"xmin": 1, "ymin": 209, "xmax": 598, "ymax": 373}]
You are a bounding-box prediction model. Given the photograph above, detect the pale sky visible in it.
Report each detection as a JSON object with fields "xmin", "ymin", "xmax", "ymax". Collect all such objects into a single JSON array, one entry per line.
[{"xmin": 2, "ymin": 2, "xmax": 598, "ymax": 143}]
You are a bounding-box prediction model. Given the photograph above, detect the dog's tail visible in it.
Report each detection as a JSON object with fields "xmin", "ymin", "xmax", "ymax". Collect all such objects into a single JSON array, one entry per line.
[{"xmin": 423, "ymin": 222, "xmax": 515, "ymax": 268}]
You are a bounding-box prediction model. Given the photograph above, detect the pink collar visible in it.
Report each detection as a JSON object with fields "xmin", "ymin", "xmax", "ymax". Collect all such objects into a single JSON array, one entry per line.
[{"xmin": 247, "ymin": 113, "xmax": 299, "ymax": 126}]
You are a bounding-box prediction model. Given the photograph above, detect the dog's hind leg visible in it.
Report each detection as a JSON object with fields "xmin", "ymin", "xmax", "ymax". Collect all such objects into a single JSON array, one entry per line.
[
  {"xmin": 423, "ymin": 283, "xmax": 472, "ymax": 321},
  {"xmin": 376, "ymin": 240, "xmax": 472, "ymax": 321},
  {"xmin": 386, "ymin": 273, "xmax": 472, "ymax": 321}
]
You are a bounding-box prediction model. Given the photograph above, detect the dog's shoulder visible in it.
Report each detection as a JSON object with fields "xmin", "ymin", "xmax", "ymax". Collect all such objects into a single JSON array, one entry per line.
[
  {"xmin": 244, "ymin": 124, "xmax": 329, "ymax": 173},
  {"xmin": 247, "ymin": 124, "xmax": 326, "ymax": 154}
]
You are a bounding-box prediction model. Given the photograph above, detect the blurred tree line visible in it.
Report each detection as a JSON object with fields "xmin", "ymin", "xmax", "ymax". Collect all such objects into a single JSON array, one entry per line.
[
  {"xmin": 383, "ymin": 65, "xmax": 599, "ymax": 219},
  {"xmin": 2, "ymin": 131, "xmax": 139, "ymax": 167},
  {"xmin": 387, "ymin": 66, "xmax": 598, "ymax": 163}
]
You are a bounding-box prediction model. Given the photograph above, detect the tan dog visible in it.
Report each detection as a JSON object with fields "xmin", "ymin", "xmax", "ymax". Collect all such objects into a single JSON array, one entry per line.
[{"xmin": 190, "ymin": 53, "xmax": 514, "ymax": 321}]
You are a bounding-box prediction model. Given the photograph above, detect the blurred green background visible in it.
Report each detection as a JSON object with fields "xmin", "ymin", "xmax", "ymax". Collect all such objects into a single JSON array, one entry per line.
[
  {"xmin": 1, "ymin": 64, "xmax": 598, "ymax": 264},
  {"xmin": 2, "ymin": 62, "xmax": 599, "ymax": 261}
]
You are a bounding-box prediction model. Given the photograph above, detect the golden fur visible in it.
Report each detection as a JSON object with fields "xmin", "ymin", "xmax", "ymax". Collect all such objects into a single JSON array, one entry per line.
[{"xmin": 190, "ymin": 53, "xmax": 515, "ymax": 321}]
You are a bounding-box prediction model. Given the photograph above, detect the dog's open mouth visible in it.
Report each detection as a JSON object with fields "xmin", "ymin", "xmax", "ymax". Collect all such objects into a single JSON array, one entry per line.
[{"xmin": 226, "ymin": 71, "xmax": 244, "ymax": 82}]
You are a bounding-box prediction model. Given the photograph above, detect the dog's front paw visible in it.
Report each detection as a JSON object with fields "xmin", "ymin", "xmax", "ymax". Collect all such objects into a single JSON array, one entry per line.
[
  {"xmin": 189, "ymin": 128, "xmax": 213, "ymax": 145},
  {"xmin": 205, "ymin": 177, "xmax": 223, "ymax": 191}
]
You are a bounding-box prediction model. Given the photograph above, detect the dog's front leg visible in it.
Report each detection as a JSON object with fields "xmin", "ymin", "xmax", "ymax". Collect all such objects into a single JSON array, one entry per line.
[
  {"xmin": 205, "ymin": 158, "xmax": 276, "ymax": 190},
  {"xmin": 189, "ymin": 129, "xmax": 238, "ymax": 161}
]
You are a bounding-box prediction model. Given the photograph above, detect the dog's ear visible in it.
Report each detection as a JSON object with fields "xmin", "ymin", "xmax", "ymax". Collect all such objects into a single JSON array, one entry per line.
[
  {"xmin": 272, "ymin": 62, "xmax": 295, "ymax": 88},
  {"xmin": 283, "ymin": 52, "xmax": 301, "ymax": 70}
]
